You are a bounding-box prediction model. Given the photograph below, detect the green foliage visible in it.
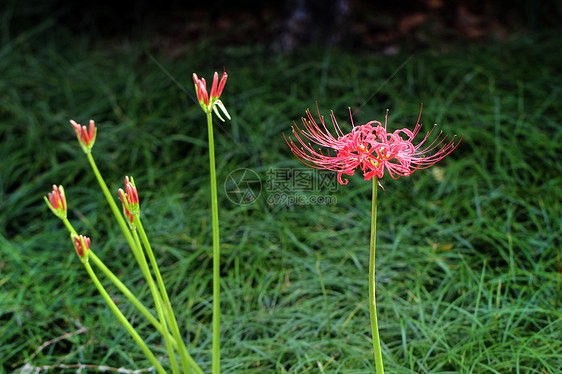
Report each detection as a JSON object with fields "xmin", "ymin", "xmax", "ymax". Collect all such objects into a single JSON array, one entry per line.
[{"xmin": 1, "ymin": 14, "xmax": 560, "ymax": 374}]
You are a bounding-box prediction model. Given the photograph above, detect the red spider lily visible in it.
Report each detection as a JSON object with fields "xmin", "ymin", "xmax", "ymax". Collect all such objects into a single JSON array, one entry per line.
[
  {"xmin": 72, "ymin": 234, "xmax": 90, "ymax": 258},
  {"xmin": 193, "ymin": 71, "xmax": 230, "ymax": 120},
  {"xmin": 366, "ymin": 109, "xmax": 460, "ymax": 180},
  {"xmin": 45, "ymin": 184, "xmax": 67, "ymax": 219},
  {"xmin": 118, "ymin": 176, "xmax": 139, "ymax": 225},
  {"xmin": 70, "ymin": 119, "xmax": 97, "ymax": 152},
  {"xmin": 285, "ymin": 106, "xmax": 461, "ymax": 185}
]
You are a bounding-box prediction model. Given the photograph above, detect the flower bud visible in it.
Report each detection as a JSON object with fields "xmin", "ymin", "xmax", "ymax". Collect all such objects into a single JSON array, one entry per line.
[
  {"xmin": 193, "ymin": 71, "xmax": 230, "ymax": 119},
  {"xmin": 44, "ymin": 184, "xmax": 67, "ymax": 219},
  {"xmin": 70, "ymin": 119, "xmax": 97, "ymax": 153},
  {"xmin": 71, "ymin": 234, "xmax": 90, "ymax": 261}
]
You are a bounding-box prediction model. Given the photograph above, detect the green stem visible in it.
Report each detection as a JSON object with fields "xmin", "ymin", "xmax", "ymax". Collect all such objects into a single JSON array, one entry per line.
[
  {"xmin": 369, "ymin": 178, "xmax": 384, "ymax": 374},
  {"xmin": 86, "ymin": 152, "xmax": 202, "ymax": 373},
  {"xmin": 89, "ymin": 251, "xmax": 179, "ymax": 347},
  {"xmin": 62, "ymin": 218, "xmax": 77, "ymax": 236},
  {"xmin": 83, "ymin": 261, "xmax": 166, "ymax": 374},
  {"xmin": 206, "ymin": 111, "xmax": 221, "ymax": 374},
  {"xmin": 62, "ymin": 218, "xmax": 174, "ymax": 346},
  {"xmin": 135, "ymin": 218, "xmax": 202, "ymax": 374},
  {"xmin": 86, "ymin": 153, "xmax": 135, "ymax": 249},
  {"xmin": 87, "ymin": 152, "xmax": 170, "ymax": 348},
  {"xmin": 132, "ymin": 228, "xmax": 180, "ymax": 374}
]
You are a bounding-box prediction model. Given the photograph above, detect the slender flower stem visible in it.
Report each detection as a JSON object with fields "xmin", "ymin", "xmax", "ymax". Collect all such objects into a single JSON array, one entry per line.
[
  {"xmin": 206, "ymin": 111, "xmax": 221, "ymax": 374},
  {"xmin": 85, "ymin": 152, "xmax": 203, "ymax": 373},
  {"xmin": 63, "ymin": 216, "xmax": 186, "ymax": 357},
  {"xmin": 89, "ymin": 251, "xmax": 178, "ymax": 346},
  {"xmin": 62, "ymin": 218, "xmax": 166, "ymax": 341},
  {"xmin": 135, "ymin": 217, "xmax": 202, "ymax": 374},
  {"xmin": 132, "ymin": 228, "xmax": 180, "ymax": 374},
  {"xmin": 86, "ymin": 152, "xmax": 166, "ymax": 337},
  {"xmin": 62, "ymin": 218, "xmax": 181, "ymax": 371},
  {"xmin": 369, "ymin": 178, "xmax": 384, "ymax": 374},
  {"xmin": 62, "ymin": 218, "xmax": 77, "ymax": 236},
  {"xmin": 83, "ymin": 261, "xmax": 166, "ymax": 374},
  {"xmin": 86, "ymin": 153, "xmax": 138, "ymax": 253}
]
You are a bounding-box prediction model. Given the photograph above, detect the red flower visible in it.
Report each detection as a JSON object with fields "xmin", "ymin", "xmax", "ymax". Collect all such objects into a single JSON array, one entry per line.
[
  {"xmin": 45, "ymin": 184, "xmax": 67, "ymax": 219},
  {"xmin": 118, "ymin": 176, "xmax": 139, "ymax": 225},
  {"xmin": 193, "ymin": 71, "xmax": 230, "ymax": 120},
  {"xmin": 70, "ymin": 119, "xmax": 97, "ymax": 152},
  {"xmin": 285, "ymin": 106, "xmax": 461, "ymax": 185},
  {"xmin": 72, "ymin": 234, "xmax": 90, "ymax": 259}
]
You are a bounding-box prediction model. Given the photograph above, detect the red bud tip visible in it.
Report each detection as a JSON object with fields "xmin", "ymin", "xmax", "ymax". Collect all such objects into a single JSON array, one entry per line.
[
  {"xmin": 118, "ymin": 188, "xmax": 126, "ymax": 205},
  {"xmin": 210, "ymin": 72, "xmax": 219, "ymax": 99},
  {"xmin": 217, "ymin": 71, "xmax": 228, "ymax": 98},
  {"xmin": 88, "ymin": 120, "xmax": 95, "ymax": 141},
  {"xmin": 69, "ymin": 120, "xmax": 80, "ymax": 132}
]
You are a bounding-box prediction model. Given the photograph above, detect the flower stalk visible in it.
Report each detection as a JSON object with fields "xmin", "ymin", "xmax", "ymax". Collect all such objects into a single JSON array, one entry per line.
[
  {"xmin": 117, "ymin": 178, "xmax": 179, "ymax": 374},
  {"xmin": 133, "ymin": 214, "xmax": 201, "ymax": 374},
  {"xmin": 194, "ymin": 70, "xmax": 230, "ymax": 374},
  {"xmin": 207, "ymin": 109, "xmax": 222, "ymax": 374},
  {"xmin": 82, "ymin": 258, "xmax": 167, "ymax": 374},
  {"xmin": 62, "ymin": 230, "xmax": 165, "ymax": 374},
  {"xmin": 369, "ymin": 178, "xmax": 384, "ymax": 373},
  {"xmin": 58, "ymin": 212, "xmax": 184, "ymax": 356}
]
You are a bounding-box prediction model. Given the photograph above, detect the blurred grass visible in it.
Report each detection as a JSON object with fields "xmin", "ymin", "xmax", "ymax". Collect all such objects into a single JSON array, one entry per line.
[{"xmin": 1, "ymin": 7, "xmax": 561, "ymax": 374}]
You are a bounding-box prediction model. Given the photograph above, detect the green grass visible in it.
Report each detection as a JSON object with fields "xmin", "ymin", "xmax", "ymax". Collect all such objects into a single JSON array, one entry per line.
[{"xmin": 1, "ymin": 12, "xmax": 561, "ymax": 374}]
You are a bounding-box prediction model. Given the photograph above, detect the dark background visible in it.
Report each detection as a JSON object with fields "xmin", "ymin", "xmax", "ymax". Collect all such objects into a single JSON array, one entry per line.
[{"xmin": 8, "ymin": 0, "xmax": 562, "ymax": 52}]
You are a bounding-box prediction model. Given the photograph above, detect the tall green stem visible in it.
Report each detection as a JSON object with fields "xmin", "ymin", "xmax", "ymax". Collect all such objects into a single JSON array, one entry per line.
[
  {"xmin": 132, "ymin": 228, "xmax": 179, "ymax": 374},
  {"xmin": 206, "ymin": 111, "xmax": 221, "ymax": 374},
  {"xmin": 86, "ymin": 153, "xmax": 135, "ymax": 250},
  {"xmin": 85, "ymin": 152, "xmax": 202, "ymax": 373},
  {"xmin": 89, "ymin": 251, "xmax": 176, "ymax": 346},
  {"xmin": 136, "ymin": 217, "xmax": 202, "ymax": 374},
  {"xmin": 369, "ymin": 178, "xmax": 384, "ymax": 373},
  {"xmin": 87, "ymin": 152, "xmax": 176, "ymax": 366},
  {"xmin": 83, "ymin": 261, "xmax": 166, "ymax": 374}
]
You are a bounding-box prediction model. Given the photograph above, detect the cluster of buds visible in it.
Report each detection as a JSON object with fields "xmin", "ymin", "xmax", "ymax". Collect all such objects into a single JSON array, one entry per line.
[
  {"xmin": 44, "ymin": 184, "xmax": 67, "ymax": 219},
  {"xmin": 193, "ymin": 71, "xmax": 231, "ymax": 121},
  {"xmin": 70, "ymin": 119, "xmax": 97, "ymax": 153},
  {"xmin": 71, "ymin": 234, "xmax": 90, "ymax": 262},
  {"xmin": 118, "ymin": 176, "xmax": 139, "ymax": 228}
]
